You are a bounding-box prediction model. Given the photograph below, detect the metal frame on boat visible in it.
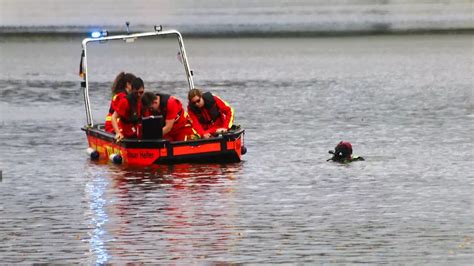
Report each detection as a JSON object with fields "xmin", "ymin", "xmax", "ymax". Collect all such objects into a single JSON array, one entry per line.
[{"xmin": 80, "ymin": 27, "xmax": 245, "ymax": 166}]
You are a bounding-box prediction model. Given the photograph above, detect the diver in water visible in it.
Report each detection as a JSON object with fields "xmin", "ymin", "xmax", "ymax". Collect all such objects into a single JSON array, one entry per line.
[{"xmin": 327, "ymin": 141, "xmax": 364, "ymax": 163}]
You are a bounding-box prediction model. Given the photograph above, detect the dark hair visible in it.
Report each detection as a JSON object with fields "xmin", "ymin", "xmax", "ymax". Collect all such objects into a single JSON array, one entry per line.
[
  {"xmin": 111, "ymin": 72, "xmax": 136, "ymax": 94},
  {"xmin": 141, "ymin": 92, "xmax": 157, "ymax": 108},
  {"xmin": 188, "ymin": 88, "xmax": 203, "ymax": 101},
  {"xmin": 131, "ymin": 77, "xmax": 144, "ymax": 91}
]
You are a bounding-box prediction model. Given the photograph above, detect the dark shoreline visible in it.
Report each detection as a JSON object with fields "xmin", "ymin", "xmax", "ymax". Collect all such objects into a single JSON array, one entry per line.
[{"xmin": 0, "ymin": 27, "xmax": 473, "ymax": 39}]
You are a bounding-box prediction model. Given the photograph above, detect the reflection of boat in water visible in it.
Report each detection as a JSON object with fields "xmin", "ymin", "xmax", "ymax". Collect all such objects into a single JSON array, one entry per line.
[
  {"xmin": 86, "ymin": 163, "xmax": 242, "ymax": 263},
  {"xmin": 113, "ymin": 163, "xmax": 239, "ymax": 191},
  {"xmin": 79, "ymin": 27, "xmax": 246, "ymax": 166}
]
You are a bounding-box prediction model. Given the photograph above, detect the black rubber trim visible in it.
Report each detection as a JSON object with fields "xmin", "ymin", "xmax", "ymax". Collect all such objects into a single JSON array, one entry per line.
[{"xmin": 155, "ymin": 150, "xmax": 240, "ymax": 164}]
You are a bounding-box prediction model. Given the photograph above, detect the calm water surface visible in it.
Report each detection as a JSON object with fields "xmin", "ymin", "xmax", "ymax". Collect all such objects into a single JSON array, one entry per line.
[{"xmin": 0, "ymin": 34, "xmax": 473, "ymax": 263}]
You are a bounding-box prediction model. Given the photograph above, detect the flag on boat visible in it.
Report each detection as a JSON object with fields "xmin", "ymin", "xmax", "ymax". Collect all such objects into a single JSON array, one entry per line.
[{"xmin": 79, "ymin": 50, "xmax": 85, "ymax": 78}]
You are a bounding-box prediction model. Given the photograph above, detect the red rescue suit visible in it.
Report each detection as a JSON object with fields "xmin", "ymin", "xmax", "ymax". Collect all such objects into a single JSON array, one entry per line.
[
  {"xmin": 115, "ymin": 94, "xmax": 142, "ymax": 138},
  {"xmin": 143, "ymin": 94, "xmax": 197, "ymax": 141},
  {"xmin": 105, "ymin": 92, "xmax": 127, "ymax": 133},
  {"xmin": 187, "ymin": 93, "xmax": 234, "ymax": 137}
]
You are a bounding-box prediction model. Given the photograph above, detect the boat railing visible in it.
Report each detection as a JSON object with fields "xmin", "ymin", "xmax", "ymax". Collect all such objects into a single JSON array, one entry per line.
[{"xmin": 80, "ymin": 27, "xmax": 195, "ymax": 127}]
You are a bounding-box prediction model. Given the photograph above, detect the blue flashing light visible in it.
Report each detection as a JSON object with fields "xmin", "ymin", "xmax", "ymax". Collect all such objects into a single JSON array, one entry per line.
[{"xmin": 91, "ymin": 31, "xmax": 101, "ymax": 38}]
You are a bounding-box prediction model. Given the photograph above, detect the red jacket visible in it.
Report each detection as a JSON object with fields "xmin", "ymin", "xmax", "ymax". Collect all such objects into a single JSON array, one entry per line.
[
  {"xmin": 105, "ymin": 92, "xmax": 127, "ymax": 133},
  {"xmin": 164, "ymin": 96, "xmax": 189, "ymax": 131},
  {"xmin": 143, "ymin": 95, "xmax": 193, "ymax": 141},
  {"xmin": 115, "ymin": 95, "xmax": 142, "ymax": 138},
  {"xmin": 187, "ymin": 94, "xmax": 234, "ymax": 136}
]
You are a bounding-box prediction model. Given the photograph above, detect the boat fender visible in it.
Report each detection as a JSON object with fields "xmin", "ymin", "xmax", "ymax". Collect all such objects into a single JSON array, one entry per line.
[
  {"xmin": 86, "ymin": 147, "xmax": 100, "ymax": 160},
  {"xmin": 109, "ymin": 154, "xmax": 123, "ymax": 164},
  {"xmin": 241, "ymin": 146, "xmax": 247, "ymax": 155}
]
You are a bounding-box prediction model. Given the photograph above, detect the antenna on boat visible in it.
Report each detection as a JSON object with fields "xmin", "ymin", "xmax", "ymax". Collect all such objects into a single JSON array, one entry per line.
[
  {"xmin": 123, "ymin": 21, "xmax": 137, "ymax": 42},
  {"xmin": 125, "ymin": 21, "xmax": 130, "ymax": 34}
]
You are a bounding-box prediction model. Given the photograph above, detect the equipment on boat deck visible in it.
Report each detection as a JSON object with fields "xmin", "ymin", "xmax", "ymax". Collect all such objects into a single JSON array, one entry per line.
[{"xmin": 142, "ymin": 116, "xmax": 164, "ymax": 140}]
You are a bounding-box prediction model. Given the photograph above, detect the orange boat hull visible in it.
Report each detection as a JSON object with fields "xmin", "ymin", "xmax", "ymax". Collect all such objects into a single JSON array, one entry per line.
[{"xmin": 83, "ymin": 125, "xmax": 245, "ymax": 166}]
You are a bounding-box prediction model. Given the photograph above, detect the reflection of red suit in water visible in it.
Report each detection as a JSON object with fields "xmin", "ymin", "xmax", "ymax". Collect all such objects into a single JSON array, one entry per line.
[
  {"xmin": 105, "ymin": 163, "xmax": 239, "ymax": 260},
  {"xmin": 143, "ymin": 94, "xmax": 197, "ymax": 141},
  {"xmin": 115, "ymin": 95, "xmax": 142, "ymax": 138},
  {"xmin": 105, "ymin": 92, "xmax": 127, "ymax": 133},
  {"xmin": 187, "ymin": 93, "xmax": 234, "ymax": 137}
]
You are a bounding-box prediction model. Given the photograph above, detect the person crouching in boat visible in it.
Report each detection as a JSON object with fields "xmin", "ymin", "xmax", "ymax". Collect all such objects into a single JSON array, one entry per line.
[
  {"xmin": 141, "ymin": 92, "xmax": 199, "ymax": 141},
  {"xmin": 328, "ymin": 141, "xmax": 365, "ymax": 163},
  {"xmin": 187, "ymin": 88, "xmax": 234, "ymax": 139},
  {"xmin": 105, "ymin": 72, "xmax": 136, "ymax": 133},
  {"xmin": 111, "ymin": 77, "xmax": 145, "ymax": 141}
]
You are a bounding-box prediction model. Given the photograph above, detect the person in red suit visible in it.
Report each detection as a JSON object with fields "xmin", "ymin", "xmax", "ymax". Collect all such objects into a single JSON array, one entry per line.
[
  {"xmin": 111, "ymin": 77, "xmax": 145, "ymax": 141},
  {"xmin": 187, "ymin": 88, "xmax": 234, "ymax": 139},
  {"xmin": 141, "ymin": 92, "xmax": 198, "ymax": 141},
  {"xmin": 104, "ymin": 72, "xmax": 136, "ymax": 133}
]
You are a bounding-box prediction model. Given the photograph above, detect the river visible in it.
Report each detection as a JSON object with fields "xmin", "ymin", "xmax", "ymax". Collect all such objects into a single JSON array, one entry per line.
[{"xmin": 0, "ymin": 33, "xmax": 473, "ymax": 263}]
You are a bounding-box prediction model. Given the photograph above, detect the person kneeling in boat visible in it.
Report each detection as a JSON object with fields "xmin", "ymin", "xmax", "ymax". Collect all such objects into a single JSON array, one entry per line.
[
  {"xmin": 111, "ymin": 77, "xmax": 145, "ymax": 141},
  {"xmin": 187, "ymin": 88, "xmax": 234, "ymax": 139},
  {"xmin": 327, "ymin": 141, "xmax": 365, "ymax": 163},
  {"xmin": 141, "ymin": 92, "xmax": 199, "ymax": 141},
  {"xmin": 105, "ymin": 72, "xmax": 136, "ymax": 133}
]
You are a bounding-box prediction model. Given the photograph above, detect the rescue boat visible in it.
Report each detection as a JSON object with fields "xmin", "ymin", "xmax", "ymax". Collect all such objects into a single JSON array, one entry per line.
[{"xmin": 79, "ymin": 26, "xmax": 246, "ymax": 166}]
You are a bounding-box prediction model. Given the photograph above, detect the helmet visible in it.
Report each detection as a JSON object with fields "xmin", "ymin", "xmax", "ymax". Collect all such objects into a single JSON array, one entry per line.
[{"xmin": 334, "ymin": 141, "xmax": 352, "ymax": 160}]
